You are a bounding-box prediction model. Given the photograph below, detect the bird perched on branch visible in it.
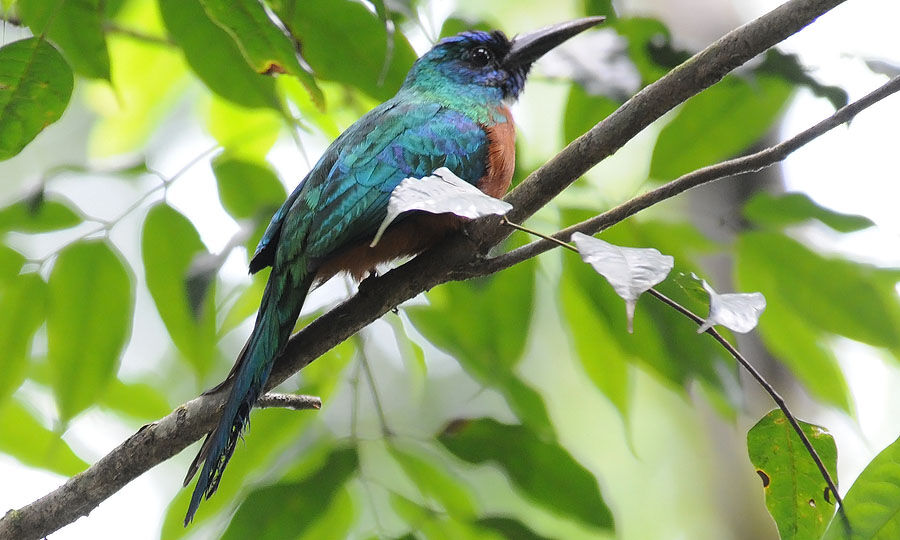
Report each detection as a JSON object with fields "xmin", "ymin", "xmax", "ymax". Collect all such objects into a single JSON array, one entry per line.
[{"xmin": 183, "ymin": 16, "xmax": 605, "ymax": 524}]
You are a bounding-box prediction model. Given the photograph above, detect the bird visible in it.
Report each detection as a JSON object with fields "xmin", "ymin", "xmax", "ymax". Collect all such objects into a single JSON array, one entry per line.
[{"xmin": 182, "ymin": 16, "xmax": 605, "ymax": 525}]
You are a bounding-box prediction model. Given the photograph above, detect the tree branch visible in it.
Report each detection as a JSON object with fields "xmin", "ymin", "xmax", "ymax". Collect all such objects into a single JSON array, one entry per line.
[
  {"xmin": 0, "ymin": 1, "xmax": 853, "ymax": 538},
  {"xmin": 473, "ymin": 72, "xmax": 900, "ymax": 276},
  {"xmin": 256, "ymin": 393, "xmax": 321, "ymax": 410}
]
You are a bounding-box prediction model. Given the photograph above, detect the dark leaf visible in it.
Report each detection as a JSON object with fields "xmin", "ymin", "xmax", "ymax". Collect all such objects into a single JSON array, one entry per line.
[
  {"xmin": 199, "ymin": 0, "xmax": 323, "ymax": 107},
  {"xmin": 389, "ymin": 445, "xmax": 477, "ymax": 518},
  {"xmin": 439, "ymin": 418, "xmax": 614, "ymax": 531},
  {"xmin": 0, "ymin": 193, "xmax": 81, "ymax": 233},
  {"xmin": 477, "ymin": 516, "xmax": 554, "ymax": 540},
  {"xmin": 0, "ymin": 38, "xmax": 74, "ymax": 161},
  {"xmin": 583, "ymin": 0, "xmax": 617, "ymax": 21},
  {"xmin": 274, "ymin": 0, "xmax": 417, "ymax": 101},
  {"xmin": 743, "ymin": 191, "xmax": 874, "ymax": 233},
  {"xmin": 223, "ymin": 447, "xmax": 358, "ymax": 539},
  {"xmin": 737, "ymin": 231, "xmax": 900, "ymax": 350},
  {"xmin": 650, "ymin": 74, "xmax": 792, "ymax": 180},
  {"xmin": 758, "ymin": 50, "xmax": 849, "ymax": 110},
  {"xmin": 159, "ymin": 0, "xmax": 278, "ymax": 109}
]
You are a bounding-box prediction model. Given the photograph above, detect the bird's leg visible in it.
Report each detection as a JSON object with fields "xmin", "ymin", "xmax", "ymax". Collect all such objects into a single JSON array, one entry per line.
[{"xmin": 358, "ymin": 267, "xmax": 381, "ymax": 293}]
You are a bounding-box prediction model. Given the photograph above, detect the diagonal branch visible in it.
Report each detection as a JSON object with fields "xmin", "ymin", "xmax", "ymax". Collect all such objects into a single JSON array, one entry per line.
[
  {"xmin": 0, "ymin": 1, "xmax": 853, "ymax": 538},
  {"xmin": 473, "ymin": 73, "xmax": 900, "ymax": 276}
]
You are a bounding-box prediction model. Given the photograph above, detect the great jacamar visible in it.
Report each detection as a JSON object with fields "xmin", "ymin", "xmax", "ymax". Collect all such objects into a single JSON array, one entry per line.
[{"xmin": 183, "ymin": 16, "xmax": 605, "ymax": 524}]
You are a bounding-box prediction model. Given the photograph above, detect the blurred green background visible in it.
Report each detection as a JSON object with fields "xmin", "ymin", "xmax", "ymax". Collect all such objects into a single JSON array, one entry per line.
[{"xmin": 1, "ymin": 0, "xmax": 899, "ymax": 538}]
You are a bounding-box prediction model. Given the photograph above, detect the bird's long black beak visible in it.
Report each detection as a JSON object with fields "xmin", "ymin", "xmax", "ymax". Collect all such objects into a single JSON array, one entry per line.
[{"xmin": 503, "ymin": 16, "xmax": 606, "ymax": 68}]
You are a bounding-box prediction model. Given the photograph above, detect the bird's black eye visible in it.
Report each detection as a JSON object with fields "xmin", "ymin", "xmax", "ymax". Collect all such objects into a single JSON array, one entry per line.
[{"xmin": 468, "ymin": 46, "xmax": 493, "ymax": 67}]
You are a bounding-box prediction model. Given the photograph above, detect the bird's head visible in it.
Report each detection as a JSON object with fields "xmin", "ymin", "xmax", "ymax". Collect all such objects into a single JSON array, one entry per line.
[{"xmin": 403, "ymin": 17, "xmax": 605, "ymax": 103}]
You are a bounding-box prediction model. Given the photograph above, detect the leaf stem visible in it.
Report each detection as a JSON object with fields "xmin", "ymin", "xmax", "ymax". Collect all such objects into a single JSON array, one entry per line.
[
  {"xmin": 646, "ymin": 288, "xmax": 845, "ymax": 518},
  {"xmin": 503, "ymin": 217, "xmax": 848, "ymax": 523}
]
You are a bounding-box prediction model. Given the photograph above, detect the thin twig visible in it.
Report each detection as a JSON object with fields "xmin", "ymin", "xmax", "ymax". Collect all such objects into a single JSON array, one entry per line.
[
  {"xmin": 477, "ymin": 74, "xmax": 900, "ymax": 276},
  {"xmin": 255, "ymin": 393, "xmax": 321, "ymax": 410},
  {"xmin": 503, "ymin": 217, "xmax": 847, "ymax": 517},
  {"xmin": 354, "ymin": 334, "xmax": 392, "ymax": 437},
  {"xmin": 103, "ymin": 22, "xmax": 174, "ymax": 47},
  {"xmin": 647, "ymin": 289, "xmax": 847, "ymax": 523}
]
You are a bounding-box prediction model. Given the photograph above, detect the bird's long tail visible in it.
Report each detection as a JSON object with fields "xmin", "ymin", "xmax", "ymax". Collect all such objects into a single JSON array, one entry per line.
[{"xmin": 183, "ymin": 269, "xmax": 314, "ymax": 525}]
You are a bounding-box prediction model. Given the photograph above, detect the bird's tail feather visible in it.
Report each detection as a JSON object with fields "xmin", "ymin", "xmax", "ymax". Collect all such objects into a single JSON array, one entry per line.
[{"xmin": 183, "ymin": 270, "xmax": 314, "ymax": 526}]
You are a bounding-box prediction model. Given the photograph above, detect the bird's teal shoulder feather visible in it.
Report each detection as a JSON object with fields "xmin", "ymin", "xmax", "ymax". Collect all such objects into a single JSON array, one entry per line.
[{"xmin": 250, "ymin": 96, "xmax": 493, "ymax": 273}]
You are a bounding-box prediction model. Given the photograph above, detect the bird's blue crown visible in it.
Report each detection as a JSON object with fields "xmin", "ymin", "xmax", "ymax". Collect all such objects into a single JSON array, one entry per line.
[{"xmin": 403, "ymin": 30, "xmax": 529, "ymax": 103}]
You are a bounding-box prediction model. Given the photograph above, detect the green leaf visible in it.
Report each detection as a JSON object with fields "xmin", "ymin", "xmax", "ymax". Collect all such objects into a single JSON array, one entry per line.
[
  {"xmin": 223, "ymin": 447, "xmax": 358, "ymax": 539},
  {"xmin": 743, "ymin": 192, "xmax": 874, "ymax": 233},
  {"xmin": 0, "ymin": 194, "xmax": 81, "ymax": 232},
  {"xmin": 212, "ymin": 155, "xmax": 287, "ymax": 220},
  {"xmin": 206, "ymin": 96, "xmax": 281, "ymax": 160},
  {"xmin": 439, "ymin": 418, "xmax": 614, "ymax": 531},
  {"xmin": 560, "ymin": 213, "xmax": 732, "ymax": 408},
  {"xmin": 650, "ymin": 74, "xmax": 792, "ymax": 180},
  {"xmin": 88, "ymin": 0, "xmax": 189, "ymax": 156},
  {"xmin": 563, "ymin": 84, "xmax": 619, "ymax": 144},
  {"xmin": 199, "ymin": 0, "xmax": 323, "ymax": 108},
  {"xmin": 737, "ymin": 231, "xmax": 900, "ymax": 350},
  {"xmin": 823, "ymin": 434, "xmax": 900, "ymax": 540},
  {"xmin": 164, "ymin": 407, "xmax": 319, "ymax": 536},
  {"xmin": 100, "ymin": 378, "xmax": 171, "ymax": 420},
  {"xmin": 389, "ymin": 444, "xmax": 477, "ymax": 518},
  {"xmin": 0, "ymin": 244, "xmax": 25, "ymax": 285},
  {"xmin": 735, "ymin": 235, "xmax": 853, "ymax": 411},
  {"xmin": 476, "ymin": 516, "xmax": 553, "ymax": 540},
  {"xmin": 390, "ymin": 494, "xmax": 504, "ymax": 540},
  {"xmin": 0, "ymin": 398, "xmax": 88, "ymax": 476},
  {"xmin": 275, "ymin": 0, "xmax": 417, "ymax": 101},
  {"xmin": 407, "ymin": 255, "xmax": 552, "ymax": 435},
  {"xmin": 747, "ymin": 410, "xmax": 837, "ymax": 540},
  {"xmin": 17, "ymin": 0, "xmax": 110, "ymax": 80},
  {"xmin": 583, "ymin": 0, "xmax": 617, "ymax": 21},
  {"xmin": 295, "ymin": 486, "xmax": 356, "ymax": 540},
  {"xmin": 758, "ymin": 50, "xmax": 848, "ymax": 110},
  {"xmin": 0, "ymin": 37, "xmax": 74, "ymax": 161},
  {"xmin": 610, "ymin": 17, "xmax": 672, "ymax": 84},
  {"xmin": 439, "ymin": 17, "xmax": 493, "ymax": 38},
  {"xmin": 47, "ymin": 241, "xmax": 133, "ymax": 422},
  {"xmin": 159, "ymin": 0, "xmax": 278, "ymax": 109},
  {"xmin": 0, "ymin": 273, "xmax": 46, "ymax": 405},
  {"xmin": 560, "ymin": 270, "xmax": 630, "ymax": 419},
  {"xmin": 141, "ymin": 204, "xmax": 217, "ymax": 374}
]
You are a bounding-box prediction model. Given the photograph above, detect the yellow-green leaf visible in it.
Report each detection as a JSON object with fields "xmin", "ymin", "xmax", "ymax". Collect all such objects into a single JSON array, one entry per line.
[
  {"xmin": 0, "ymin": 273, "xmax": 47, "ymax": 405},
  {"xmin": 0, "ymin": 38, "xmax": 74, "ymax": 160},
  {"xmin": 141, "ymin": 204, "xmax": 217, "ymax": 375},
  {"xmin": 47, "ymin": 241, "xmax": 133, "ymax": 422},
  {"xmin": 18, "ymin": 0, "xmax": 110, "ymax": 80},
  {"xmin": 0, "ymin": 398, "xmax": 88, "ymax": 476},
  {"xmin": 199, "ymin": 0, "xmax": 323, "ymax": 108}
]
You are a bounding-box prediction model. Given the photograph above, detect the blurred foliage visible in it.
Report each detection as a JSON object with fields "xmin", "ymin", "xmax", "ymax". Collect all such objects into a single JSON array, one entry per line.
[{"xmin": 0, "ymin": 1, "xmax": 896, "ymax": 539}]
